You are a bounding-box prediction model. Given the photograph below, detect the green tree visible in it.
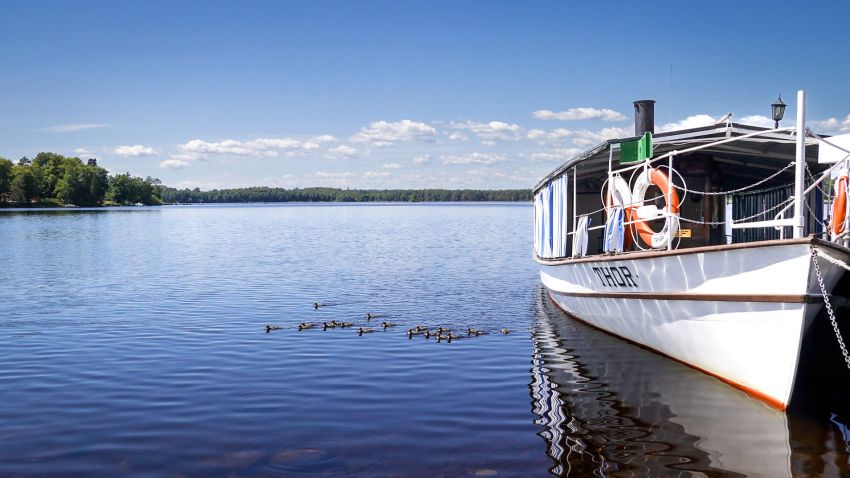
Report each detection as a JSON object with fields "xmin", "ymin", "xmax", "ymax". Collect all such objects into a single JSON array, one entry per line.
[
  {"xmin": 0, "ymin": 158, "xmax": 12, "ymax": 203},
  {"xmin": 10, "ymin": 164, "xmax": 38, "ymax": 203}
]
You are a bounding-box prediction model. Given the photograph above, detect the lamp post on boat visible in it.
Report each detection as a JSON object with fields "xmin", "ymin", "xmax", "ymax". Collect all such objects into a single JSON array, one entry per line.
[{"xmin": 772, "ymin": 95, "xmax": 786, "ymax": 129}]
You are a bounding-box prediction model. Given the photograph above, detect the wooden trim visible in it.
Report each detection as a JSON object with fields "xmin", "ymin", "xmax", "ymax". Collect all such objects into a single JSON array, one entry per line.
[
  {"xmin": 545, "ymin": 292, "xmax": 788, "ymax": 410},
  {"xmin": 535, "ymin": 236, "xmax": 817, "ymax": 265},
  {"xmin": 550, "ymin": 290, "xmax": 820, "ymax": 304}
]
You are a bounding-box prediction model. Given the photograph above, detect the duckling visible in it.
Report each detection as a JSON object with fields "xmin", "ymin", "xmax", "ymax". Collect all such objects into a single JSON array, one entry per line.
[
  {"xmin": 467, "ymin": 327, "xmax": 486, "ymax": 336},
  {"xmin": 382, "ymin": 321, "xmax": 397, "ymax": 329},
  {"xmin": 414, "ymin": 325, "xmax": 429, "ymax": 333},
  {"xmin": 436, "ymin": 327, "xmax": 451, "ymax": 335},
  {"xmin": 313, "ymin": 302, "xmax": 324, "ymax": 309},
  {"xmin": 265, "ymin": 325, "xmax": 282, "ymax": 333},
  {"xmin": 298, "ymin": 322, "xmax": 315, "ymax": 331},
  {"xmin": 322, "ymin": 321, "xmax": 335, "ymax": 331},
  {"xmin": 366, "ymin": 313, "xmax": 383, "ymax": 320},
  {"xmin": 499, "ymin": 328, "xmax": 510, "ymax": 334},
  {"xmin": 444, "ymin": 333, "xmax": 462, "ymax": 343},
  {"xmin": 335, "ymin": 321, "xmax": 353, "ymax": 328},
  {"xmin": 358, "ymin": 327, "xmax": 374, "ymax": 336}
]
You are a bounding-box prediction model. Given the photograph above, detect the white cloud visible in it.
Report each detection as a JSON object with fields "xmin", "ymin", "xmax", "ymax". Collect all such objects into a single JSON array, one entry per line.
[
  {"xmin": 532, "ymin": 107, "xmax": 627, "ymax": 121},
  {"xmin": 351, "ymin": 120, "xmax": 437, "ymax": 145},
  {"xmin": 657, "ymin": 114, "xmax": 717, "ymax": 132},
  {"xmin": 43, "ymin": 123, "xmax": 109, "ymax": 133},
  {"xmin": 811, "ymin": 115, "xmax": 850, "ymax": 133},
  {"xmin": 310, "ymin": 134, "xmax": 337, "ymax": 143},
  {"xmin": 382, "ymin": 163, "xmax": 402, "ymax": 169},
  {"xmin": 412, "ymin": 154, "xmax": 431, "ymax": 164},
  {"xmin": 528, "ymin": 148, "xmax": 584, "ymax": 162},
  {"xmin": 179, "ymin": 137, "xmax": 320, "ymax": 157},
  {"xmin": 115, "ymin": 144, "xmax": 158, "ymax": 156},
  {"xmin": 450, "ymin": 120, "xmax": 523, "ymax": 142},
  {"xmin": 328, "ymin": 145, "xmax": 358, "ymax": 157},
  {"xmin": 441, "ymin": 152, "xmax": 508, "ymax": 165},
  {"xmin": 570, "ymin": 126, "xmax": 633, "ymax": 146},
  {"xmin": 526, "ymin": 128, "xmax": 573, "ymax": 145},
  {"xmin": 448, "ymin": 131, "xmax": 468, "ymax": 141},
  {"xmin": 160, "ymin": 159, "xmax": 189, "ymax": 169},
  {"xmin": 315, "ymin": 171, "xmax": 355, "ymax": 178},
  {"xmin": 738, "ymin": 115, "xmax": 774, "ymax": 128},
  {"xmin": 73, "ymin": 148, "xmax": 94, "ymax": 156},
  {"xmin": 365, "ymin": 171, "xmax": 391, "ymax": 178}
]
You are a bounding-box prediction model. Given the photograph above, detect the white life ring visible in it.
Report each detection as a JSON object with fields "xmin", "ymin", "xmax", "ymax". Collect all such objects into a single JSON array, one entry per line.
[
  {"xmin": 604, "ymin": 175, "xmax": 634, "ymax": 249},
  {"xmin": 605, "ymin": 175, "xmax": 633, "ymax": 212},
  {"xmin": 631, "ymin": 167, "xmax": 681, "ymax": 249}
]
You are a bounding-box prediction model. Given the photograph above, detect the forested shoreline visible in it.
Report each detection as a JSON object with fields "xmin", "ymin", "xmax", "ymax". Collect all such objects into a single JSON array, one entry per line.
[
  {"xmin": 0, "ymin": 152, "xmax": 531, "ymax": 207},
  {"xmin": 160, "ymin": 187, "xmax": 531, "ymax": 203},
  {"xmin": 0, "ymin": 153, "xmax": 163, "ymax": 207}
]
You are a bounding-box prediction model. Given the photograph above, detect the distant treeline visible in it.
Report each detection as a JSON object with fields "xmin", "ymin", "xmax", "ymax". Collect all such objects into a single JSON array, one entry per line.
[
  {"xmin": 0, "ymin": 153, "xmax": 163, "ymax": 207},
  {"xmin": 160, "ymin": 187, "xmax": 532, "ymax": 203}
]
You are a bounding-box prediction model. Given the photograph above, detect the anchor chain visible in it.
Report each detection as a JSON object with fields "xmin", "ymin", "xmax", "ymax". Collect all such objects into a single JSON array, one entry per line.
[{"xmin": 811, "ymin": 248, "xmax": 850, "ymax": 371}]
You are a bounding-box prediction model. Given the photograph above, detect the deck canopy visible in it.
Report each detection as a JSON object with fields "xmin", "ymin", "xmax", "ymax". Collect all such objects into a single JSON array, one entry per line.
[{"xmin": 534, "ymin": 123, "xmax": 824, "ymax": 193}]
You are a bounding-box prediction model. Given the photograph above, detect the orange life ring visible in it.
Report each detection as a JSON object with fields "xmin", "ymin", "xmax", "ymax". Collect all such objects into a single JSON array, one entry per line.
[
  {"xmin": 629, "ymin": 168, "xmax": 681, "ymax": 248},
  {"xmin": 831, "ymin": 175, "xmax": 848, "ymax": 236}
]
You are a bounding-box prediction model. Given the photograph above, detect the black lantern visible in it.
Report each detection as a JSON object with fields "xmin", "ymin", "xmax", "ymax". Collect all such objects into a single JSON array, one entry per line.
[{"xmin": 771, "ymin": 95, "xmax": 786, "ymax": 129}]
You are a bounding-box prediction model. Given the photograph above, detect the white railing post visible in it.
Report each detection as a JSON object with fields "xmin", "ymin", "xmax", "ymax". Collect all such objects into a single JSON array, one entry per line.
[
  {"xmin": 793, "ymin": 90, "xmax": 807, "ymax": 238},
  {"xmin": 668, "ymin": 153, "xmax": 674, "ymax": 250}
]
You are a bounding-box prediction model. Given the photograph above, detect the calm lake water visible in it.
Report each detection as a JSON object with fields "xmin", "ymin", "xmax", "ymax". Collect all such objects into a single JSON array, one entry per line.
[{"xmin": 1, "ymin": 203, "xmax": 848, "ymax": 477}]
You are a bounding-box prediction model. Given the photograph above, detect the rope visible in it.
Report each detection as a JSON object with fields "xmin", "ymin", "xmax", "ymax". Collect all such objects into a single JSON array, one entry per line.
[
  {"xmin": 672, "ymin": 161, "xmax": 795, "ymax": 196},
  {"xmin": 810, "ymin": 248, "xmax": 850, "ymax": 371},
  {"xmin": 814, "ymin": 248, "xmax": 850, "ymax": 273}
]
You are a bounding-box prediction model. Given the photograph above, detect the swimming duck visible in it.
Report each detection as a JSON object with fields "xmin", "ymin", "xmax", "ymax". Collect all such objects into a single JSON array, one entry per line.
[
  {"xmin": 444, "ymin": 333, "xmax": 462, "ymax": 343},
  {"xmin": 499, "ymin": 328, "xmax": 510, "ymax": 334},
  {"xmin": 313, "ymin": 302, "xmax": 324, "ymax": 309},
  {"xmin": 382, "ymin": 322, "xmax": 397, "ymax": 328},
  {"xmin": 335, "ymin": 321, "xmax": 353, "ymax": 328},
  {"xmin": 366, "ymin": 313, "xmax": 382, "ymax": 320},
  {"xmin": 467, "ymin": 327, "xmax": 486, "ymax": 335},
  {"xmin": 298, "ymin": 322, "xmax": 315, "ymax": 330},
  {"xmin": 322, "ymin": 322, "xmax": 335, "ymax": 331},
  {"xmin": 358, "ymin": 327, "xmax": 374, "ymax": 336},
  {"xmin": 265, "ymin": 325, "xmax": 282, "ymax": 333}
]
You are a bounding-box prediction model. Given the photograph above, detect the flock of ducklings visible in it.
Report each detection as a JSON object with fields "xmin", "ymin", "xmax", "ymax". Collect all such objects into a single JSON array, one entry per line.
[{"xmin": 264, "ymin": 303, "xmax": 510, "ymax": 343}]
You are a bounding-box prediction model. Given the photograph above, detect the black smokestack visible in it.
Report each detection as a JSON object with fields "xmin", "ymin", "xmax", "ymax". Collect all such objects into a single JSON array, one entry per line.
[{"xmin": 633, "ymin": 100, "xmax": 656, "ymax": 136}]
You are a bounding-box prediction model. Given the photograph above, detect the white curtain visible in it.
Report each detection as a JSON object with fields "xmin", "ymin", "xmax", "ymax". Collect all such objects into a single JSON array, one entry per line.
[{"xmin": 535, "ymin": 177, "xmax": 570, "ymax": 258}]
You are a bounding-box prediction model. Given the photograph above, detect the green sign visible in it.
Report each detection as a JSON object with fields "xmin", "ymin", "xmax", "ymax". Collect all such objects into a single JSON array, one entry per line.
[{"xmin": 620, "ymin": 132, "xmax": 653, "ymax": 163}]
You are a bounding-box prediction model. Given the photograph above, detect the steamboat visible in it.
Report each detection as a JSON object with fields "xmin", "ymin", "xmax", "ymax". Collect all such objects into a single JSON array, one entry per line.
[{"xmin": 534, "ymin": 91, "xmax": 850, "ymax": 409}]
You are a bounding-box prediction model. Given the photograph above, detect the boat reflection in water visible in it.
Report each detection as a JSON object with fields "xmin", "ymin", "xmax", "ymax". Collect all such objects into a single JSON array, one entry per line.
[{"xmin": 530, "ymin": 287, "xmax": 850, "ymax": 477}]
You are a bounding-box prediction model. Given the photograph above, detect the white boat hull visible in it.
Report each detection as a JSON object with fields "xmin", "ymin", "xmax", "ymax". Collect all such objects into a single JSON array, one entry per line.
[{"xmin": 537, "ymin": 238, "xmax": 848, "ymax": 409}]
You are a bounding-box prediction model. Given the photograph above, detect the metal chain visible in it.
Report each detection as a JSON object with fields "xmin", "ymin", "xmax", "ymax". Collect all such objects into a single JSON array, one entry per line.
[
  {"xmin": 805, "ymin": 200, "xmax": 830, "ymax": 231},
  {"xmin": 806, "ymin": 163, "xmax": 831, "ymax": 198},
  {"xmin": 811, "ymin": 248, "xmax": 850, "ymax": 371},
  {"xmin": 673, "ymin": 161, "xmax": 795, "ymax": 196},
  {"xmin": 677, "ymin": 197, "xmax": 795, "ymax": 226}
]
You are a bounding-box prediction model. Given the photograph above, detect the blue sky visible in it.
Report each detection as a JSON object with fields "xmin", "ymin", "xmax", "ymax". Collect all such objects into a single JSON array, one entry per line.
[{"xmin": 2, "ymin": 0, "xmax": 849, "ymax": 189}]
